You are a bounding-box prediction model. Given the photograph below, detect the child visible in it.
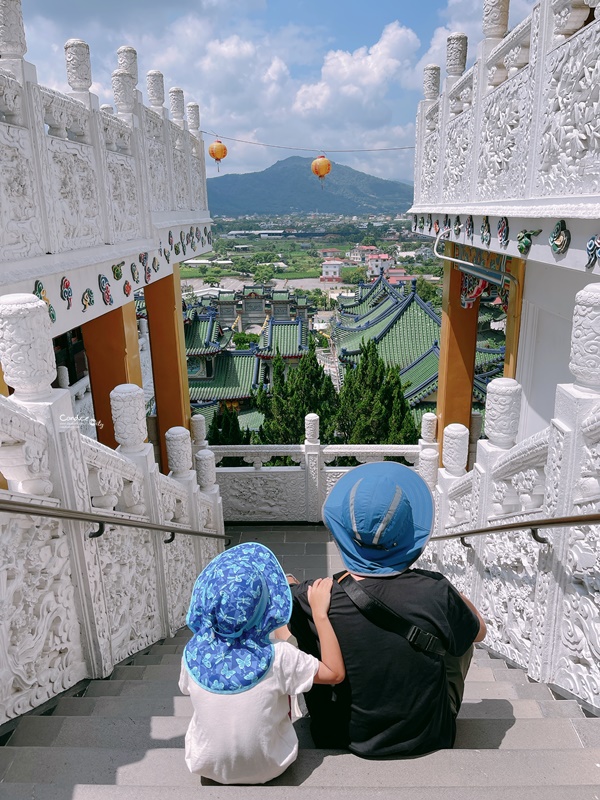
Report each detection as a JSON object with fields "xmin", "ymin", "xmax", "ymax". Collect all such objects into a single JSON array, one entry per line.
[{"xmin": 179, "ymin": 542, "xmax": 345, "ymax": 785}]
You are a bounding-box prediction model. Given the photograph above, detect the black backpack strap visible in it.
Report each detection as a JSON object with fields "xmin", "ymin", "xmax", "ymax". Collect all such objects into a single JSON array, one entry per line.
[{"xmin": 333, "ymin": 571, "xmax": 446, "ymax": 657}]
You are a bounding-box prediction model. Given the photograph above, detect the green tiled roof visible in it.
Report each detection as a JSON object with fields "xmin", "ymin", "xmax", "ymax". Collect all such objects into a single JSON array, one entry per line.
[
  {"xmin": 189, "ymin": 352, "xmax": 260, "ymax": 402},
  {"xmin": 238, "ymin": 409, "xmax": 265, "ymax": 431},
  {"xmin": 191, "ymin": 402, "xmax": 219, "ymax": 427},
  {"xmin": 272, "ymin": 291, "xmax": 290, "ymax": 301},
  {"xmin": 258, "ymin": 319, "xmax": 308, "ymax": 358},
  {"xmin": 218, "ymin": 291, "xmax": 237, "ymax": 302},
  {"xmin": 185, "ymin": 314, "xmax": 228, "ymax": 355},
  {"xmin": 334, "ymin": 293, "xmax": 441, "ymax": 371},
  {"xmin": 243, "ymin": 285, "xmax": 268, "ymax": 297}
]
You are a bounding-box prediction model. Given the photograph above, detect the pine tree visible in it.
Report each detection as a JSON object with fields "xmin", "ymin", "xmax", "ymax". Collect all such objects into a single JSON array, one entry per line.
[
  {"xmin": 256, "ymin": 340, "xmax": 338, "ymax": 444},
  {"xmin": 337, "ymin": 340, "xmax": 418, "ymax": 446}
]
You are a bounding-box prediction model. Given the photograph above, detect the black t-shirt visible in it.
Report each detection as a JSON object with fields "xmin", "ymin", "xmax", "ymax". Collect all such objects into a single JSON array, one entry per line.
[{"xmin": 290, "ymin": 569, "xmax": 479, "ymax": 758}]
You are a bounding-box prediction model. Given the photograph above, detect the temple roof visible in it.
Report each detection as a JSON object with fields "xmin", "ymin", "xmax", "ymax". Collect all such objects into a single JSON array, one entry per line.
[
  {"xmin": 189, "ymin": 352, "xmax": 264, "ymax": 402},
  {"xmin": 258, "ymin": 318, "xmax": 308, "ymax": 358},
  {"xmin": 184, "ymin": 312, "xmax": 233, "ymax": 355}
]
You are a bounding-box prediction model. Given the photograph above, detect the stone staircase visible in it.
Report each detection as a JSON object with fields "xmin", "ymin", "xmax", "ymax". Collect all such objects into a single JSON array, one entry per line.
[{"xmin": 1, "ymin": 525, "xmax": 600, "ymax": 799}]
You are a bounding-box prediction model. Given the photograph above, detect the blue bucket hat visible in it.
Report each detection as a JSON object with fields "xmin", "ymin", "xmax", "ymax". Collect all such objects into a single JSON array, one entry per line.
[
  {"xmin": 323, "ymin": 462, "xmax": 434, "ymax": 576},
  {"xmin": 183, "ymin": 542, "xmax": 292, "ymax": 694}
]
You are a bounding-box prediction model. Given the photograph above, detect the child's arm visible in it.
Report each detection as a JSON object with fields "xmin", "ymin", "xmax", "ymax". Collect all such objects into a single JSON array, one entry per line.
[{"xmin": 308, "ymin": 577, "xmax": 345, "ymax": 685}]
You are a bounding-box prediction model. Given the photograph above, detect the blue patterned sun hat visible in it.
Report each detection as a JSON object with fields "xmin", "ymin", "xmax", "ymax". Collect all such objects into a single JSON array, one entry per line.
[
  {"xmin": 183, "ymin": 542, "xmax": 292, "ymax": 694},
  {"xmin": 323, "ymin": 462, "xmax": 434, "ymax": 576}
]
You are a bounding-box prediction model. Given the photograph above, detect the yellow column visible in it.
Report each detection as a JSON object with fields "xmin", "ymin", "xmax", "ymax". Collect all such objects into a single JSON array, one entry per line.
[
  {"xmin": 81, "ymin": 302, "xmax": 142, "ymax": 449},
  {"xmin": 436, "ymin": 243, "xmax": 480, "ymax": 459},
  {"xmin": 503, "ymin": 256, "xmax": 526, "ymax": 379},
  {"xmin": 144, "ymin": 265, "xmax": 191, "ymax": 472}
]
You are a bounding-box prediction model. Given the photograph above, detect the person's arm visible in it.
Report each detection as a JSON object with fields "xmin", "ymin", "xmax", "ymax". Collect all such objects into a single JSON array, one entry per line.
[
  {"xmin": 460, "ymin": 592, "xmax": 487, "ymax": 642},
  {"xmin": 308, "ymin": 577, "xmax": 345, "ymax": 685}
]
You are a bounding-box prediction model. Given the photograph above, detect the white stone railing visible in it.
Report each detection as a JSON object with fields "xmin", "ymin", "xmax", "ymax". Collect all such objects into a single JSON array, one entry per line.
[
  {"xmin": 412, "ymin": 0, "xmax": 600, "ymax": 215},
  {"xmin": 423, "ymin": 282, "xmax": 600, "ymax": 712},
  {"xmin": 0, "ymin": 293, "xmax": 224, "ymax": 724},
  {"xmin": 0, "ymin": 1, "xmax": 211, "ymax": 337}
]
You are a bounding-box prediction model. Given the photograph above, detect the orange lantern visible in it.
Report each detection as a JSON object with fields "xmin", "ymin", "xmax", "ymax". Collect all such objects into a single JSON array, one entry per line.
[
  {"xmin": 311, "ymin": 154, "xmax": 331, "ymax": 187},
  {"xmin": 208, "ymin": 139, "xmax": 228, "ymax": 171}
]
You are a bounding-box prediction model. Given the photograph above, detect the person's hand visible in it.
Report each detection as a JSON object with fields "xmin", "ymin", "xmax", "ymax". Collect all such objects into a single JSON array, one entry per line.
[
  {"xmin": 307, "ymin": 577, "xmax": 333, "ymax": 619},
  {"xmin": 286, "ymin": 573, "xmax": 300, "ymax": 586}
]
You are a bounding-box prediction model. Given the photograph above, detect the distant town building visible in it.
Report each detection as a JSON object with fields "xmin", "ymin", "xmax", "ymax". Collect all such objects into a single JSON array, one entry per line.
[
  {"xmin": 320, "ymin": 259, "xmax": 345, "ymax": 283},
  {"xmin": 366, "ymin": 253, "xmax": 394, "ymax": 278}
]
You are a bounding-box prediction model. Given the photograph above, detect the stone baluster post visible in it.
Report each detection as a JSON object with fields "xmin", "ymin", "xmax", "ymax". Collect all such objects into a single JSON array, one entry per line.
[
  {"xmin": 435, "ymin": 422, "xmax": 470, "ymax": 556},
  {"xmin": 64, "ymin": 39, "xmax": 92, "ymax": 94},
  {"xmin": 195, "ymin": 444, "xmax": 225, "ymax": 538},
  {"xmin": 446, "ymin": 32, "xmax": 468, "ymax": 78},
  {"xmin": 110, "ymin": 383, "xmax": 171, "ymax": 637},
  {"xmin": 528, "ymin": 283, "xmax": 600, "ymax": 698},
  {"xmin": 418, "ymin": 412, "xmax": 439, "ymax": 492},
  {"xmin": 169, "ymin": 87, "xmax": 185, "ymax": 129},
  {"xmin": 112, "ymin": 68, "xmax": 136, "ymax": 116},
  {"xmin": 466, "ymin": 377, "xmax": 523, "ymax": 622},
  {"xmin": 147, "ymin": 70, "xmax": 165, "ymax": 115},
  {"xmin": 0, "ymin": 293, "xmax": 114, "ymax": 678},
  {"xmin": 166, "ymin": 425, "xmax": 219, "ymax": 571},
  {"xmin": 414, "ymin": 64, "xmax": 441, "ymax": 204},
  {"xmin": 191, "ymin": 414, "xmax": 207, "ymax": 459},
  {"xmin": 304, "ymin": 413, "xmax": 323, "ymax": 522}
]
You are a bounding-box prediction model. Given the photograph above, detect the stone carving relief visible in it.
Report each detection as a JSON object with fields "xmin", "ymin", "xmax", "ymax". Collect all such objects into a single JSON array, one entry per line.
[
  {"xmin": 477, "ymin": 68, "xmax": 533, "ymax": 201},
  {"xmin": 446, "ymin": 33, "xmax": 467, "ymax": 77},
  {"xmin": 569, "ymin": 283, "xmax": 600, "ymax": 389},
  {"xmin": 0, "ymin": 513, "xmax": 88, "ymax": 724},
  {"xmin": 102, "ymin": 112, "xmax": 132, "ymax": 154},
  {"xmin": 483, "ymin": 0, "xmax": 509, "ymax": 38},
  {"xmin": 437, "ymin": 538, "xmax": 472, "ymax": 597},
  {"xmin": 554, "ymin": 520, "xmax": 600, "ymax": 710},
  {"xmin": 171, "ymin": 124, "xmax": 189, "ymax": 210},
  {"xmin": 164, "ymin": 536, "xmax": 197, "ymax": 633},
  {"xmin": 48, "ymin": 141, "xmax": 102, "ymax": 249},
  {"xmin": 0, "ymin": 124, "xmax": 44, "ymax": 260},
  {"xmin": 0, "ymin": 69, "xmax": 22, "ymax": 124},
  {"xmin": 479, "ymin": 531, "xmax": 537, "ymax": 667},
  {"xmin": 64, "ymin": 39, "xmax": 92, "ymax": 92},
  {"xmin": 420, "ymin": 131, "xmax": 440, "ymax": 203},
  {"xmin": 106, "ymin": 153, "xmax": 140, "ymax": 240},
  {"xmin": 484, "ymin": 378, "xmax": 522, "ymax": 448},
  {"xmin": 190, "ymin": 155, "xmax": 207, "ymax": 212},
  {"xmin": 97, "ymin": 528, "xmax": 161, "ymax": 664},
  {"xmin": 218, "ymin": 471, "xmax": 306, "ymax": 521},
  {"xmin": 443, "ymin": 109, "xmax": 474, "ymax": 202},
  {"xmin": 537, "ymin": 22, "xmax": 600, "ymax": 196}
]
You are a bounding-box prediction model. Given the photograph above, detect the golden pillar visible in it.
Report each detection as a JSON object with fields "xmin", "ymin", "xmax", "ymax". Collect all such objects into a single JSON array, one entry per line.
[
  {"xmin": 503, "ymin": 256, "xmax": 526, "ymax": 380},
  {"xmin": 436, "ymin": 242, "xmax": 480, "ymax": 458},
  {"xmin": 144, "ymin": 265, "xmax": 191, "ymax": 472},
  {"xmin": 81, "ymin": 301, "xmax": 143, "ymax": 449}
]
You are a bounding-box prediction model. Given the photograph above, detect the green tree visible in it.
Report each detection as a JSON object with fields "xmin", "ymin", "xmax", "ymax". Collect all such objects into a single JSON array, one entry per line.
[
  {"xmin": 336, "ymin": 340, "xmax": 417, "ymax": 446},
  {"xmin": 256, "ymin": 341, "xmax": 338, "ymax": 444},
  {"xmin": 415, "ymin": 276, "xmax": 441, "ymax": 305},
  {"xmin": 253, "ymin": 264, "xmax": 274, "ymax": 284},
  {"xmin": 232, "ymin": 332, "xmax": 260, "ymax": 350},
  {"xmin": 206, "ymin": 406, "xmax": 250, "ymax": 446}
]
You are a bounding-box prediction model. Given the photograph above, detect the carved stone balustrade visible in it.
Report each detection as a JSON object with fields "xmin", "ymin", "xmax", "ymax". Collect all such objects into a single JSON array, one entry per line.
[
  {"xmin": 485, "ymin": 378, "xmax": 522, "ymax": 448},
  {"xmin": 110, "ymin": 384, "xmax": 147, "ymax": 453},
  {"xmin": 423, "ymin": 64, "xmax": 441, "ymax": 100},
  {"xmin": 64, "ymin": 39, "xmax": 92, "ymax": 92},
  {"xmin": 447, "ymin": 33, "xmax": 468, "ymax": 77}
]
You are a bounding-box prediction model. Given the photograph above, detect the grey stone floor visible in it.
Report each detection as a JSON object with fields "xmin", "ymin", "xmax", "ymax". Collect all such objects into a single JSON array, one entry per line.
[{"xmin": 225, "ymin": 523, "xmax": 344, "ymax": 581}]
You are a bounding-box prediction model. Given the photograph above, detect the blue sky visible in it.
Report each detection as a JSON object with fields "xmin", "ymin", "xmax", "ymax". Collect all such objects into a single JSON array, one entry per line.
[{"xmin": 22, "ymin": 0, "xmax": 535, "ymax": 182}]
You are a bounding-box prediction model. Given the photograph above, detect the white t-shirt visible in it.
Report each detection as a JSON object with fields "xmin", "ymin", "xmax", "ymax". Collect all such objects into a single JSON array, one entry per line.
[{"xmin": 178, "ymin": 641, "xmax": 319, "ymax": 785}]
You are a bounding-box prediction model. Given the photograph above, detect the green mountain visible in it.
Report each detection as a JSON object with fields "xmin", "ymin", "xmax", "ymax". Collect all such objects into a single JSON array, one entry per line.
[{"xmin": 206, "ymin": 156, "xmax": 413, "ymax": 216}]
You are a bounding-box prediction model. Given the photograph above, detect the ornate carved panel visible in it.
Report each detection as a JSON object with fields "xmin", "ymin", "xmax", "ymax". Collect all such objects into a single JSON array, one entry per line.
[
  {"xmin": 420, "ymin": 131, "xmax": 440, "ymax": 204},
  {"xmin": 536, "ymin": 21, "xmax": 600, "ymax": 196},
  {"xmin": 218, "ymin": 471, "xmax": 306, "ymax": 521},
  {"xmin": 0, "ymin": 513, "xmax": 87, "ymax": 724},
  {"xmin": 106, "ymin": 152, "xmax": 141, "ymax": 241},
  {"xmin": 477, "ymin": 68, "xmax": 533, "ymax": 201},
  {"xmin": 443, "ymin": 109, "xmax": 474, "ymax": 203},
  {"xmin": 0, "ymin": 124, "xmax": 44, "ymax": 261}
]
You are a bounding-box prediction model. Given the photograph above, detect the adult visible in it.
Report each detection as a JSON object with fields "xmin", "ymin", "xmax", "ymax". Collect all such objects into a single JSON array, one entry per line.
[{"xmin": 289, "ymin": 461, "xmax": 486, "ymax": 758}]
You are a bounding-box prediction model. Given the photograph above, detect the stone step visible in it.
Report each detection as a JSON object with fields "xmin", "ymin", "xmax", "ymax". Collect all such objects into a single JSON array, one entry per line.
[
  {"xmin": 131, "ymin": 654, "xmax": 183, "ymax": 666},
  {"xmin": 54, "ymin": 695, "xmax": 581, "ymax": 721},
  {"xmin": 83, "ymin": 678, "xmax": 557, "ymax": 702},
  {"xmin": 3, "ymin": 786, "xmax": 600, "ymax": 800},
  {"xmin": 8, "ymin": 715, "xmax": 600, "ymax": 752},
  {"xmin": 107, "ymin": 663, "xmax": 524, "ymax": 684},
  {"xmin": 1, "ymin": 746, "xmax": 600, "ymax": 788}
]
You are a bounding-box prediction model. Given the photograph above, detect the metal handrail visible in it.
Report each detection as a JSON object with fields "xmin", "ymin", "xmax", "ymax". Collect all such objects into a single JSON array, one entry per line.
[
  {"xmin": 0, "ymin": 497, "xmax": 227, "ymax": 545},
  {"xmin": 432, "ymin": 511, "xmax": 600, "ymax": 548}
]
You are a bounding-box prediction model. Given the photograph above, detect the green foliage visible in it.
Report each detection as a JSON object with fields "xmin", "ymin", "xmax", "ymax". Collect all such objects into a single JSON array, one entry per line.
[
  {"xmin": 415, "ymin": 276, "xmax": 441, "ymax": 305},
  {"xmin": 336, "ymin": 340, "xmax": 417, "ymax": 446},
  {"xmin": 253, "ymin": 264, "xmax": 274, "ymax": 284},
  {"xmin": 207, "ymin": 405, "xmax": 251, "ymax": 446},
  {"xmin": 232, "ymin": 332, "xmax": 260, "ymax": 350},
  {"xmin": 341, "ymin": 267, "xmax": 367, "ymax": 285},
  {"xmin": 255, "ymin": 341, "xmax": 338, "ymax": 444}
]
